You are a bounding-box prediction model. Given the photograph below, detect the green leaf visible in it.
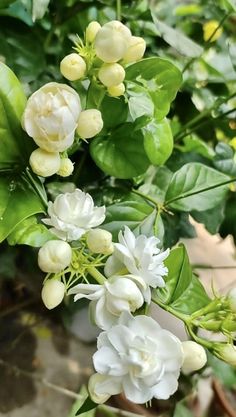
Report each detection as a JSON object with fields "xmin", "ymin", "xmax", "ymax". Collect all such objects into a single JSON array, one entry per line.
[
  {"xmin": 214, "ymin": 143, "xmax": 236, "ymax": 176},
  {"xmin": 125, "ymin": 57, "xmax": 182, "ymax": 121},
  {"xmin": 103, "ymin": 198, "xmax": 154, "ymax": 240},
  {"xmin": 155, "ymin": 245, "xmax": 210, "ymax": 314},
  {"xmin": 139, "ymin": 166, "xmax": 173, "ymax": 204},
  {"xmin": 143, "ymin": 118, "xmax": 173, "ymax": 165},
  {"xmin": 177, "ymin": 136, "xmax": 215, "ymax": 160},
  {"xmin": 75, "ymin": 396, "xmax": 97, "ymax": 416},
  {"xmin": 151, "ymin": 12, "xmax": 203, "ymax": 58},
  {"xmin": 0, "ymin": 175, "xmax": 45, "ymax": 242},
  {"xmin": 0, "ymin": 62, "xmax": 32, "ymax": 168},
  {"xmin": 7, "ymin": 216, "xmax": 54, "ymax": 247},
  {"xmin": 100, "ymin": 95, "xmax": 128, "ymax": 129},
  {"xmin": 90, "ymin": 123, "xmax": 150, "ymax": 179},
  {"xmin": 0, "ymin": 0, "xmax": 15, "ymax": 8},
  {"xmin": 165, "ymin": 163, "xmax": 230, "ymax": 212}
]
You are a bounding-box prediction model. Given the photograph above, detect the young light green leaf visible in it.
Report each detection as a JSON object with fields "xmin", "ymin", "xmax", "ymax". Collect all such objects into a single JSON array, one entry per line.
[
  {"xmin": 165, "ymin": 163, "xmax": 230, "ymax": 211},
  {"xmin": 125, "ymin": 57, "xmax": 182, "ymax": 121},
  {"xmin": 90, "ymin": 123, "xmax": 150, "ymax": 179},
  {"xmin": 7, "ymin": 216, "xmax": 54, "ymax": 247},
  {"xmin": 143, "ymin": 118, "xmax": 173, "ymax": 165}
]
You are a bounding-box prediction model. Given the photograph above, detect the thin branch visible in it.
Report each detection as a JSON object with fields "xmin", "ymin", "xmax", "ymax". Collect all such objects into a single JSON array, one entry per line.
[{"xmin": 212, "ymin": 378, "xmax": 236, "ymax": 417}]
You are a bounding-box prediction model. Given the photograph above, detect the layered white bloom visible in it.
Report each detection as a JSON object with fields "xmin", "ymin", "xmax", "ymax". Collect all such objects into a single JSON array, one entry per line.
[
  {"xmin": 89, "ymin": 312, "xmax": 183, "ymax": 403},
  {"xmin": 60, "ymin": 53, "xmax": 86, "ymax": 81},
  {"xmin": 108, "ymin": 83, "xmax": 125, "ymax": 97},
  {"xmin": 123, "ymin": 36, "xmax": 146, "ymax": 63},
  {"xmin": 228, "ymin": 288, "xmax": 236, "ymax": 312},
  {"xmin": 29, "ymin": 148, "xmax": 60, "ymax": 177},
  {"xmin": 105, "ymin": 226, "xmax": 169, "ymax": 302},
  {"xmin": 22, "ymin": 82, "xmax": 81, "ymax": 152},
  {"xmin": 43, "ymin": 188, "xmax": 106, "ymax": 241},
  {"xmin": 76, "ymin": 109, "xmax": 103, "ymax": 139},
  {"xmin": 69, "ymin": 275, "xmax": 145, "ymax": 330},
  {"xmin": 57, "ymin": 158, "xmax": 74, "ymax": 177},
  {"xmin": 95, "ymin": 20, "xmax": 132, "ymax": 63},
  {"xmin": 41, "ymin": 279, "xmax": 65, "ymax": 310},
  {"xmin": 86, "ymin": 228, "xmax": 113, "ymax": 254},
  {"xmin": 38, "ymin": 240, "xmax": 72, "ymax": 273},
  {"xmin": 181, "ymin": 341, "xmax": 207, "ymax": 374},
  {"xmin": 98, "ymin": 63, "xmax": 125, "ymax": 87},
  {"xmin": 86, "ymin": 21, "xmax": 101, "ymax": 43}
]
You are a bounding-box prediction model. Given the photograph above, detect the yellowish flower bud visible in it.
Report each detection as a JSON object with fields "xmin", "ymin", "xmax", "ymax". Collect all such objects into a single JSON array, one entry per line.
[
  {"xmin": 95, "ymin": 20, "xmax": 131, "ymax": 63},
  {"xmin": 108, "ymin": 83, "xmax": 125, "ymax": 97},
  {"xmin": 203, "ymin": 20, "xmax": 223, "ymax": 42},
  {"xmin": 57, "ymin": 158, "xmax": 74, "ymax": 177},
  {"xmin": 60, "ymin": 53, "xmax": 86, "ymax": 81},
  {"xmin": 86, "ymin": 21, "xmax": 101, "ymax": 43},
  {"xmin": 123, "ymin": 36, "xmax": 146, "ymax": 63},
  {"xmin": 38, "ymin": 240, "xmax": 72, "ymax": 273},
  {"xmin": 98, "ymin": 63, "xmax": 125, "ymax": 87},
  {"xmin": 181, "ymin": 341, "xmax": 207, "ymax": 374},
  {"xmin": 41, "ymin": 279, "xmax": 65, "ymax": 310},
  {"xmin": 76, "ymin": 109, "xmax": 103, "ymax": 139},
  {"xmin": 86, "ymin": 228, "xmax": 113, "ymax": 254},
  {"xmin": 29, "ymin": 148, "xmax": 60, "ymax": 177},
  {"xmin": 88, "ymin": 373, "xmax": 111, "ymax": 404}
]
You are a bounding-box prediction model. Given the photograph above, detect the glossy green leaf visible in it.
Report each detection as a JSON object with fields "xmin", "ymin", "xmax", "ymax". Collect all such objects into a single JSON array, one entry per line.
[
  {"xmin": 0, "ymin": 62, "xmax": 32, "ymax": 168},
  {"xmin": 143, "ymin": 118, "xmax": 173, "ymax": 165},
  {"xmin": 177, "ymin": 136, "xmax": 215, "ymax": 160},
  {"xmin": 0, "ymin": 176, "xmax": 45, "ymax": 242},
  {"xmin": 103, "ymin": 198, "xmax": 154, "ymax": 240},
  {"xmin": 125, "ymin": 57, "xmax": 182, "ymax": 121},
  {"xmin": 139, "ymin": 166, "xmax": 173, "ymax": 204},
  {"xmin": 213, "ymin": 143, "xmax": 236, "ymax": 176},
  {"xmin": 100, "ymin": 95, "xmax": 128, "ymax": 129},
  {"xmin": 7, "ymin": 216, "xmax": 54, "ymax": 247},
  {"xmin": 165, "ymin": 163, "xmax": 230, "ymax": 211},
  {"xmin": 90, "ymin": 123, "xmax": 150, "ymax": 179}
]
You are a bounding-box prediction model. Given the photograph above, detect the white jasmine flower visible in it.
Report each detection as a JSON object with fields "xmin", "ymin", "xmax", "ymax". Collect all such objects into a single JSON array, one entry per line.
[
  {"xmin": 86, "ymin": 228, "xmax": 113, "ymax": 255},
  {"xmin": 123, "ymin": 36, "xmax": 146, "ymax": 63},
  {"xmin": 60, "ymin": 53, "xmax": 86, "ymax": 81},
  {"xmin": 29, "ymin": 148, "xmax": 60, "ymax": 177},
  {"xmin": 86, "ymin": 21, "xmax": 101, "ymax": 43},
  {"xmin": 68, "ymin": 275, "xmax": 145, "ymax": 330},
  {"xmin": 89, "ymin": 312, "xmax": 183, "ymax": 404},
  {"xmin": 181, "ymin": 341, "xmax": 207, "ymax": 374},
  {"xmin": 108, "ymin": 83, "xmax": 125, "ymax": 97},
  {"xmin": 104, "ymin": 226, "xmax": 169, "ymax": 302},
  {"xmin": 22, "ymin": 82, "xmax": 81, "ymax": 152},
  {"xmin": 57, "ymin": 158, "xmax": 74, "ymax": 177},
  {"xmin": 76, "ymin": 109, "xmax": 103, "ymax": 139},
  {"xmin": 98, "ymin": 63, "xmax": 125, "ymax": 88},
  {"xmin": 41, "ymin": 279, "xmax": 65, "ymax": 310},
  {"xmin": 43, "ymin": 188, "xmax": 106, "ymax": 241}
]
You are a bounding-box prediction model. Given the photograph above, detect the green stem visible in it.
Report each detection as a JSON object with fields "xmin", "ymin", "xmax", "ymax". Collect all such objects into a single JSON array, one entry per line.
[
  {"xmin": 186, "ymin": 324, "xmax": 213, "ymax": 349},
  {"xmin": 151, "ymin": 296, "xmax": 190, "ymax": 322},
  {"xmin": 116, "ymin": 0, "xmax": 122, "ymax": 21},
  {"xmin": 165, "ymin": 177, "xmax": 236, "ymax": 206},
  {"xmin": 87, "ymin": 266, "xmax": 106, "ymax": 284},
  {"xmin": 132, "ymin": 189, "xmax": 159, "ymax": 206}
]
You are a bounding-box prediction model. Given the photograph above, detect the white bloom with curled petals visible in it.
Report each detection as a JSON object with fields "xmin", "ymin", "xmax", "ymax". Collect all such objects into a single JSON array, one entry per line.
[
  {"xmin": 94, "ymin": 20, "xmax": 131, "ymax": 63},
  {"xmin": 43, "ymin": 188, "xmax": 106, "ymax": 241},
  {"xmin": 22, "ymin": 82, "xmax": 81, "ymax": 152},
  {"xmin": 181, "ymin": 341, "xmax": 207, "ymax": 374},
  {"xmin": 69, "ymin": 275, "xmax": 145, "ymax": 330},
  {"xmin": 89, "ymin": 312, "xmax": 183, "ymax": 404},
  {"xmin": 105, "ymin": 226, "xmax": 169, "ymax": 302}
]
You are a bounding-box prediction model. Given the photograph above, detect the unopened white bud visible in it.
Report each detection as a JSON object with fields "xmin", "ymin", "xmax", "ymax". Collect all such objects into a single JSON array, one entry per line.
[
  {"xmin": 86, "ymin": 21, "xmax": 101, "ymax": 43},
  {"xmin": 214, "ymin": 343, "xmax": 236, "ymax": 366},
  {"xmin": 76, "ymin": 109, "xmax": 103, "ymax": 139},
  {"xmin": 181, "ymin": 341, "xmax": 207, "ymax": 374},
  {"xmin": 108, "ymin": 83, "xmax": 125, "ymax": 97},
  {"xmin": 38, "ymin": 240, "xmax": 72, "ymax": 273},
  {"xmin": 98, "ymin": 63, "xmax": 125, "ymax": 87},
  {"xmin": 57, "ymin": 158, "xmax": 74, "ymax": 177},
  {"xmin": 88, "ymin": 373, "xmax": 111, "ymax": 404},
  {"xmin": 41, "ymin": 279, "xmax": 65, "ymax": 310},
  {"xmin": 60, "ymin": 53, "xmax": 86, "ymax": 81},
  {"xmin": 228, "ymin": 288, "xmax": 236, "ymax": 312},
  {"xmin": 95, "ymin": 20, "xmax": 131, "ymax": 63},
  {"xmin": 123, "ymin": 36, "xmax": 146, "ymax": 63},
  {"xmin": 86, "ymin": 229, "xmax": 113, "ymax": 254},
  {"xmin": 29, "ymin": 148, "xmax": 60, "ymax": 177}
]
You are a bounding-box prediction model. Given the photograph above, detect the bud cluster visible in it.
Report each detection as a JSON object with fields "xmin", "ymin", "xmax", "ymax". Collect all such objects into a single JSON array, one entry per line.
[{"xmin": 60, "ymin": 20, "xmax": 146, "ymax": 98}]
